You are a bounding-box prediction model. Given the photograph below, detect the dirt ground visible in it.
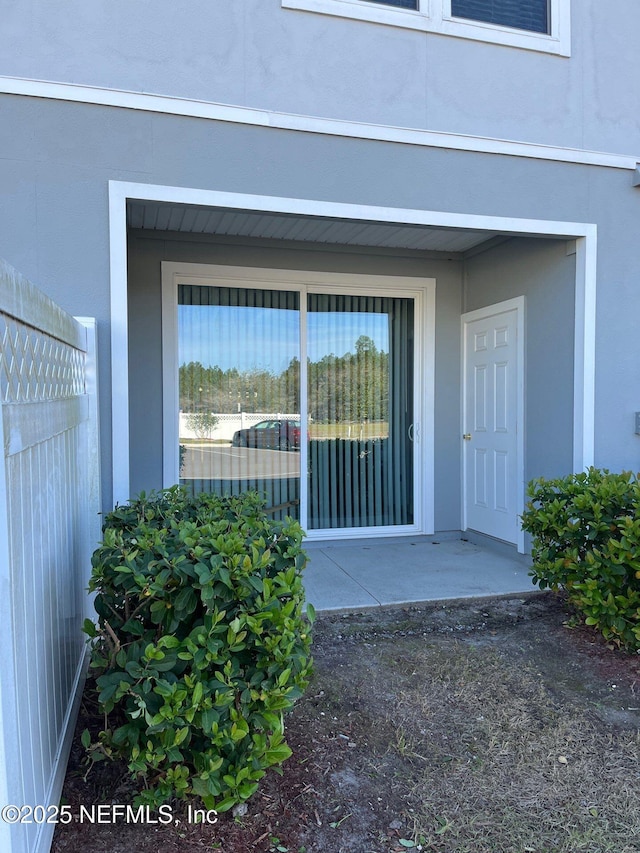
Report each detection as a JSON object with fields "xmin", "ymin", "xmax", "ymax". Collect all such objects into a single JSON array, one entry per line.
[{"xmin": 53, "ymin": 592, "xmax": 640, "ymax": 853}]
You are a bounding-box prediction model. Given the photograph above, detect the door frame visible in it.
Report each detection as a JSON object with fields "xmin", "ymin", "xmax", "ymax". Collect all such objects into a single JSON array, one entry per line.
[
  {"xmin": 109, "ymin": 181, "xmax": 597, "ymax": 522},
  {"xmin": 161, "ymin": 261, "xmax": 436, "ymax": 540},
  {"xmin": 461, "ymin": 296, "xmax": 526, "ymax": 553}
]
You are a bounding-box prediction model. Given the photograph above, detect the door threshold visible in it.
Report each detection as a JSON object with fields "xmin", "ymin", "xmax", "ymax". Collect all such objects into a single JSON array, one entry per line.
[
  {"xmin": 462, "ymin": 529, "xmax": 529, "ymax": 561},
  {"xmin": 306, "ymin": 531, "xmax": 463, "ymax": 549}
]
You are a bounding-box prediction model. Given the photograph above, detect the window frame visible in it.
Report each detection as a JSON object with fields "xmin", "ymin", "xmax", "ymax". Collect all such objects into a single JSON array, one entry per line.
[
  {"xmin": 161, "ymin": 262, "xmax": 434, "ymax": 540},
  {"xmin": 281, "ymin": 0, "xmax": 571, "ymax": 56}
]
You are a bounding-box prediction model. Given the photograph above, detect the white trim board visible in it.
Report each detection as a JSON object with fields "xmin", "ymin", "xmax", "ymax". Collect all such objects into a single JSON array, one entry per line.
[
  {"xmin": 573, "ymin": 235, "xmax": 596, "ymax": 470},
  {"xmin": 1, "ymin": 75, "xmax": 637, "ymax": 171},
  {"xmin": 109, "ymin": 181, "xmax": 596, "ymax": 521}
]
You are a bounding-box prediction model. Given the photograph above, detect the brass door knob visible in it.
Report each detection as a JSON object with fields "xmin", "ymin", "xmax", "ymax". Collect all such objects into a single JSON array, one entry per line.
[{"xmin": 463, "ymin": 433, "xmax": 472, "ymax": 440}]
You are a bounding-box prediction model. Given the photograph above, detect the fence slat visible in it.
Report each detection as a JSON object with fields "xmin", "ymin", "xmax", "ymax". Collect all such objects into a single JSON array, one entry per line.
[{"xmin": 0, "ymin": 260, "xmax": 100, "ymax": 853}]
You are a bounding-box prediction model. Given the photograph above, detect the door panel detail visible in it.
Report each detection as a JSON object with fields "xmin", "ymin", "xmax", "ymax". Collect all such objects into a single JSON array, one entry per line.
[
  {"xmin": 494, "ymin": 361, "xmax": 508, "ymax": 432},
  {"xmin": 474, "ymin": 366, "xmax": 487, "ymax": 430}
]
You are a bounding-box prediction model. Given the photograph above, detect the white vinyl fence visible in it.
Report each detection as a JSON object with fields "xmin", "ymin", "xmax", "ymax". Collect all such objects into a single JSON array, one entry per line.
[
  {"xmin": 0, "ymin": 259, "xmax": 100, "ymax": 853},
  {"xmin": 179, "ymin": 411, "xmax": 299, "ymax": 442}
]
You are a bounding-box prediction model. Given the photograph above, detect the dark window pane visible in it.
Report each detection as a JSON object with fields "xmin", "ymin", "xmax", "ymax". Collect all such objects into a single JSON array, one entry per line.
[
  {"xmin": 451, "ymin": 0, "xmax": 548, "ymax": 33},
  {"xmin": 365, "ymin": 0, "xmax": 418, "ymax": 9},
  {"xmin": 307, "ymin": 293, "xmax": 414, "ymax": 529}
]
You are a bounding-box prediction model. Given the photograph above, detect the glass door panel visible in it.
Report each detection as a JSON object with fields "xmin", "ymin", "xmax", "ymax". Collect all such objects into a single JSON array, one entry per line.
[
  {"xmin": 307, "ymin": 293, "xmax": 414, "ymax": 529},
  {"xmin": 178, "ymin": 285, "xmax": 300, "ymax": 521}
]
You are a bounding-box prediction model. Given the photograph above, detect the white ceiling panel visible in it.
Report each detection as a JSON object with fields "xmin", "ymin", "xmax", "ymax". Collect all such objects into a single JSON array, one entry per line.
[{"xmin": 127, "ymin": 201, "xmax": 496, "ymax": 253}]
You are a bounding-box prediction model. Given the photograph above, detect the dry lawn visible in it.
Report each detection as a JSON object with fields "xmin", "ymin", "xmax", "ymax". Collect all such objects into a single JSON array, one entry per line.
[{"xmin": 54, "ymin": 593, "xmax": 640, "ymax": 853}]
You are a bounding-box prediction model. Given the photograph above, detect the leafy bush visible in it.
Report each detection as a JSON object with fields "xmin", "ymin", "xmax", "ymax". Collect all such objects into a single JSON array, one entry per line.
[
  {"xmin": 522, "ymin": 468, "xmax": 640, "ymax": 651},
  {"xmin": 185, "ymin": 411, "xmax": 219, "ymax": 440},
  {"xmin": 83, "ymin": 487, "xmax": 314, "ymax": 809}
]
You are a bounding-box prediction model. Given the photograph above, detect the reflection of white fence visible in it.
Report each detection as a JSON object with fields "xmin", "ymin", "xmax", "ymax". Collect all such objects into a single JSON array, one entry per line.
[
  {"xmin": 0, "ymin": 259, "xmax": 100, "ymax": 853},
  {"xmin": 180, "ymin": 412, "xmax": 299, "ymax": 442}
]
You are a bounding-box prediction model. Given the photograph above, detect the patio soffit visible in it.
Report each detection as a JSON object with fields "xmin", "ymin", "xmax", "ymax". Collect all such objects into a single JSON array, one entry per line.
[{"xmin": 126, "ymin": 200, "xmax": 507, "ymax": 254}]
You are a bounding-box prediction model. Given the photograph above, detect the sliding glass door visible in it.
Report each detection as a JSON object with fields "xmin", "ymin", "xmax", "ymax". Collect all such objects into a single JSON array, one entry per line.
[{"xmin": 170, "ymin": 270, "xmax": 422, "ymax": 536}]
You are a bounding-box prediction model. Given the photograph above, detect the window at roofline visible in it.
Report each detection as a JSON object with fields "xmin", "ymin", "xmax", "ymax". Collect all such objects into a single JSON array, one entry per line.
[
  {"xmin": 281, "ymin": 0, "xmax": 569, "ymax": 57},
  {"xmin": 367, "ymin": 0, "xmax": 549, "ymax": 34},
  {"xmin": 450, "ymin": 0, "xmax": 549, "ymax": 34},
  {"xmin": 365, "ymin": 0, "xmax": 418, "ymax": 7}
]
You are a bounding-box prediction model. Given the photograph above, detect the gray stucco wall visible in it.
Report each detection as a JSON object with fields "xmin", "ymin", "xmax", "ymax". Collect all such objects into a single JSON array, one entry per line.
[
  {"xmin": 583, "ymin": 168, "xmax": 640, "ymax": 475},
  {"xmin": 464, "ymin": 237, "xmax": 576, "ymax": 484},
  {"xmin": 127, "ymin": 232, "xmax": 464, "ymax": 531},
  {"xmin": 0, "ymin": 1, "xmax": 638, "ymax": 154},
  {"xmin": 0, "ymin": 95, "xmax": 639, "ymax": 512}
]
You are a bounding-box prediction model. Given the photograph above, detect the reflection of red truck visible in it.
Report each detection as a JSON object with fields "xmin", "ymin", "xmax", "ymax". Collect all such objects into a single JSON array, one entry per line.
[{"xmin": 231, "ymin": 419, "xmax": 301, "ymax": 451}]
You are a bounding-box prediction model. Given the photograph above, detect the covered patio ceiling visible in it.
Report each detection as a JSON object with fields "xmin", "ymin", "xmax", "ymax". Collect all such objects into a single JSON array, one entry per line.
[{"xmin": 126, "ymin": 200, "xmax": 513, "ymax": 255}]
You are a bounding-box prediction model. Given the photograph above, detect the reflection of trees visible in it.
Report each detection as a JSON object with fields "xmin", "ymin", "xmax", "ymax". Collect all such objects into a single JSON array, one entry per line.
[
  {"xmin": 180, "ymin": 336, "xmax": 388, "ymax": 423},
  {"xmin": 308, "ymin": 335, "xmax": 388, "ymax": 423},
  {"xmin": 179, "ymin": 360, "xmax": 299, "ymax": 413}
]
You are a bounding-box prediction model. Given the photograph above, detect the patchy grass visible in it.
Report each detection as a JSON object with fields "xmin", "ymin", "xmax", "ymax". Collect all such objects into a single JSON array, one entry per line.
[
  {"xmin": 54, "ymin": 593, "xmax": 640, "ymax": 853},
  {"xmin": 377, "ymin": 641, "xmax": 640, "ymax": 852}
]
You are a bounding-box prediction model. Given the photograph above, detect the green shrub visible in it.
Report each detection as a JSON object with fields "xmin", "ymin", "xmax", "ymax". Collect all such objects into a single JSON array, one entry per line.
[
  {"xmin": 83, "ymin": 487, "xmax": 314, "ymax": 810},
  {"xmin": 185, "ymin": 411, "xmax": 219, "ymax": 440},
  {"xmin": 521, "ymin": 468, "xmax": 640, "ymax": 651}
]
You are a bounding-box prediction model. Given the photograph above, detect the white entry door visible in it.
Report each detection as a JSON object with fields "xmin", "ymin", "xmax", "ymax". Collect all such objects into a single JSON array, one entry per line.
[{"xmin": 462, "ymin": 298, "xmax": 524, "ymax": 550}]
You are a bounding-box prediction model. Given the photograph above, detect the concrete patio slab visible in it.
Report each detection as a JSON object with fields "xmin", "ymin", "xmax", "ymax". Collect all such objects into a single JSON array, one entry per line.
[
  {"xmin": 301, "ymin": 548, "xmax": 380, "ymax": 610},
  {"xmin": 303, "ymin": 537, "xmax": 535, "ymax": 611}
]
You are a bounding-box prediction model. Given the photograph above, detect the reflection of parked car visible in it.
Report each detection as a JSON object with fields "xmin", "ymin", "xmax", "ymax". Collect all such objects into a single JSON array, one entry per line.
[{"xmin": 231, "ymin": 419, "xmax": 301, "ymax": 451}]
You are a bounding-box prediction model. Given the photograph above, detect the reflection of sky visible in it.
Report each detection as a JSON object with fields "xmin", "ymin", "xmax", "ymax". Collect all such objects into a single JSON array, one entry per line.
[
  {"xmin": 179, "ymin": 305, "xmax": 299, "ymax": 373},
  {"xmin": 179, "ymin": 306, "xmax": 389, "ymax": 373}
]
